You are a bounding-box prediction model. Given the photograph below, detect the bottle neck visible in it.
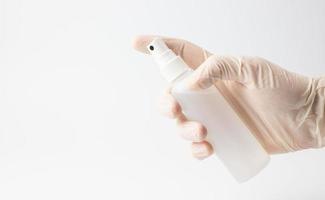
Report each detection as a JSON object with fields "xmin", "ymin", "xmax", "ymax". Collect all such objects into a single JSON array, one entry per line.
[
  {"xmin": 153, "ymin": 49, "xmax": 176, "ymax": 66},
  {"xmin": 157, "ymin": 56, "xmax": 190, "ymax": 83}
]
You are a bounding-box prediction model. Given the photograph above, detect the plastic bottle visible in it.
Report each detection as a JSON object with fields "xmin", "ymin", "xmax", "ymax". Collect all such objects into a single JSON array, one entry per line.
[{"xmin": 147, "ymin": 38, "xmax": 270, "ymax": 182}]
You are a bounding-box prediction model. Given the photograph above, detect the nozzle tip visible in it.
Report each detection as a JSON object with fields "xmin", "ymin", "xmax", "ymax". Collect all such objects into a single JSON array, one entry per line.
[{"xmin": 147, "ymin": 38, "xmax": 169, "ymax": 55}]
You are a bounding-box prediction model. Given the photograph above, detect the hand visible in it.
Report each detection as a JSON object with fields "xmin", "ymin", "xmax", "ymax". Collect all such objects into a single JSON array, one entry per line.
[{"xmin": 133, "ymin": 35, "xmax": 325, "ymax": 159}]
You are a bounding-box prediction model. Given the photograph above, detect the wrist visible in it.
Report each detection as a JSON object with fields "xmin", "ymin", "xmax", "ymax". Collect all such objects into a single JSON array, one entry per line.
[{"xmin": 310, "ymin": 76, "xmax": 325, "ymax": 148}]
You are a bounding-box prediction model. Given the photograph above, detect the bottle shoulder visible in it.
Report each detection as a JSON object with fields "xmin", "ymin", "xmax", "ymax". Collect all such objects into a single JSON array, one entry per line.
[{"xmin": 171, "ymin": 71, "xmax": 216, "ymax": 94}]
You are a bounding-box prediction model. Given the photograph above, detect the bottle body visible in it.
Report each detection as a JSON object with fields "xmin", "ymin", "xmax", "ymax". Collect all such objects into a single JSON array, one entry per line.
[
  {"xmin": 146, "ymin": 38, "xmax": 270, "ymax": 182},
  {"xmin": 171, "ymin": 70, "xmax": 270, "ymax": 182}
]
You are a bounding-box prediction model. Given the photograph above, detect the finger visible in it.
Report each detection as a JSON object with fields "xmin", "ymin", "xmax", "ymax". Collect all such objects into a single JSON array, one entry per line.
[
  {"xmin": 177, "ymin": 121, "xmax": 207, "ymax": 142},
  {"xmin": 191, "ymin": 141, "xmax": 214, "ymax": 159},
  {"xmin": 185, "ymin": 55, "xmax": 246, "ymax": 90},
  {"xmin": 132, "ymin": 35, "xmax": 211, "ymax": 69},
  {"xmin": 157, "ymin": 88, "xmax": 182, "ymax": 119}
]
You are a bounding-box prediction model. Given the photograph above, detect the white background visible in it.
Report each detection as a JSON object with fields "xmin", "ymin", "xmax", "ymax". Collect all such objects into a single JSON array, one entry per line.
[{"xmin": 0, "ymin": 0, "xmax": 325, "ymax": 199}]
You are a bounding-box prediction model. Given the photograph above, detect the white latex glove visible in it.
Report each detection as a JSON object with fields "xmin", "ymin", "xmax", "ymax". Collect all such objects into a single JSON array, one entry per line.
[{"xmin": 133, "ymin": 35, "xmax": 325, "ymax": 159}]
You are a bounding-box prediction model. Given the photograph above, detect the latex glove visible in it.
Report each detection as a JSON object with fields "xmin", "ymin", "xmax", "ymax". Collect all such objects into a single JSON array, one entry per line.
[{"xmin": 133, "ymin": 35, "xmax": 325, "ymax": 159}]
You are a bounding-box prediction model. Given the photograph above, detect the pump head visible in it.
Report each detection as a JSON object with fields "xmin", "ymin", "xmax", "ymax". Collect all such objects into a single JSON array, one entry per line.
[{"xmin": 147, "ymin": 38, "xmax": 189, "ymax": 82}]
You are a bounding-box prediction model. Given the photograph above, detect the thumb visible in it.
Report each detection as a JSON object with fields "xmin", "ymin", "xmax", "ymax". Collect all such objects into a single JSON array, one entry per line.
[{"xmin": 186, "ymin": 55, "xmax": 245, "ymax": 90}]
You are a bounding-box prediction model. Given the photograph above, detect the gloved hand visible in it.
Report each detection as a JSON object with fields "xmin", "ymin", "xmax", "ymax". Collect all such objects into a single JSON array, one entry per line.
[{"xmin": 133, "ymin": 35, "xmax": 325, "ymax": 159}]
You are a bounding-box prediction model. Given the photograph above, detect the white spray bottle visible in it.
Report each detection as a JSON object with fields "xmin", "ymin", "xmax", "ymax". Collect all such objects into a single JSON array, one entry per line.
[{"xmin": 147, "ymin": 38, "xmax": 270, "ymax": 182}]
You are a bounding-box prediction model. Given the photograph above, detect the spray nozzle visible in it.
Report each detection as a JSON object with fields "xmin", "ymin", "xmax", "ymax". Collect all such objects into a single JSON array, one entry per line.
[
  {"xmin": 147, "ymin": 38, "xmax": 172, "ymax": 56},
  {"xmin": 147, "ymin": 38, "xmax": 188, "ymax": 82}
]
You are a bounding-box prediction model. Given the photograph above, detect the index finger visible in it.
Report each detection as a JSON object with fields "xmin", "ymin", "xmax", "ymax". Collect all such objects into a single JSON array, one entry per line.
[{"xmin": 132, "ymin": 35, "xmax": 211, "ymax": 69}]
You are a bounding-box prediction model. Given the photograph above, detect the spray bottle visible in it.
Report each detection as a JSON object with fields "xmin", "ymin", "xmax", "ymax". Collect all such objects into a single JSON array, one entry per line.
[{"xmin": 147, "ymin": 38, "xmax": 270, "ymax": 182}]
